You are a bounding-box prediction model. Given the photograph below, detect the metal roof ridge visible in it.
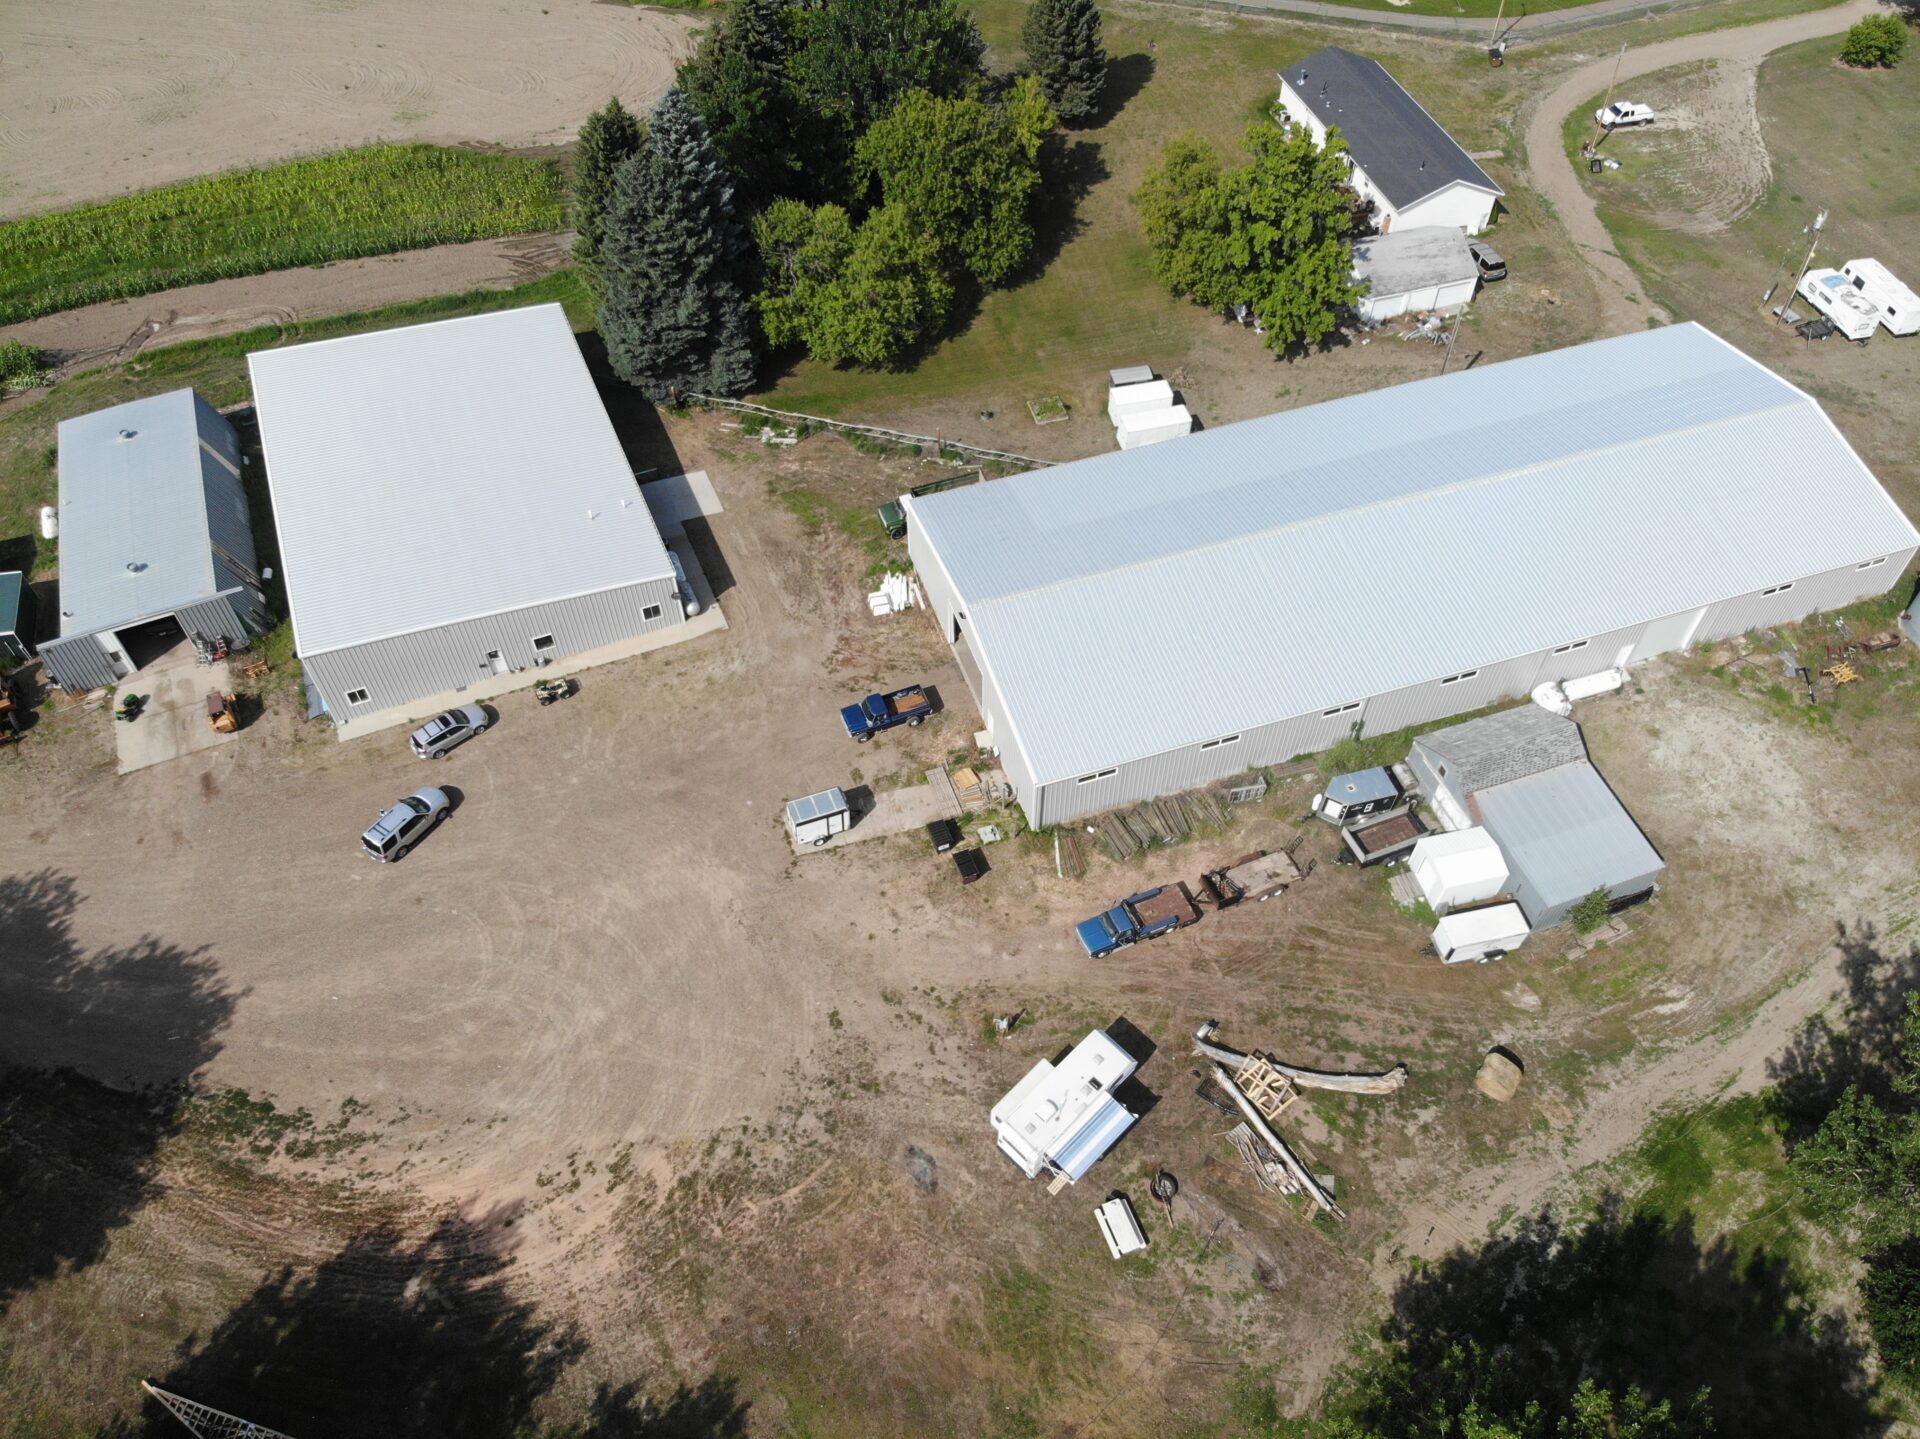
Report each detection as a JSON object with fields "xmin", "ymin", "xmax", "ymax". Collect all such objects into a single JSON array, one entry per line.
[{"xmin": 965, "ymin": 390, "xmax": 1810, "ymax": 613}]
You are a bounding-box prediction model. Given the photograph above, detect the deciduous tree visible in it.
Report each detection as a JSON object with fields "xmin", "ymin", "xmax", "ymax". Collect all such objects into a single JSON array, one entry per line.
[
  {"xmin": 1840, "ymin": 13, "xmax": 1908, "ymax": 67},
  {"xmin": 1021, "ymin": 0, "xmax": 1107, "ymax": 124},
  {"xmin": 599, "ymin": 89, "xmax": 756, "ymax": 399},
  {"xmin": 754, "ymin": 200, "xmax": 952, "ymax": 367},
  {"xmin": 789, "ymin": 0, "xmax": 985, "ymax": 135}
]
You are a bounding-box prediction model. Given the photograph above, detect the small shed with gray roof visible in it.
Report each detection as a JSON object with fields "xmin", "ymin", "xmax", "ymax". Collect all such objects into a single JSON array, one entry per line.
[
  {"xmin": 1409, "ymin": 708, "xmax": 1663, "ymax": 927},
  {"xmin": 1278, "ymin": 47, "xmax": 1503, "ymax": 236},
  {"xmin": 1352, "ymin": 226, "xmax": 1479, "ymax": 321},
  {"xmin": 36, "ymin": 389, "xmax": 268, "ymax": 694}
]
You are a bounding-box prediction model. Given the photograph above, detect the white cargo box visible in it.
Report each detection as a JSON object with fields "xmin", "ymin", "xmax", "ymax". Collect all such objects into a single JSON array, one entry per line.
[
  {"xmin": 1095, "ymin": 1195, "xmax": 1149, "ymax": 1258},
  {"xmin": 1433, "ymin": 902, "xmax": 1529, "ymax": 964},
  {"xmin": 1411, "ymin": 827, "xmax": 1508, "ymax": 912},
  {"xmin": 1116, "ymin": 404, "xmax": 1193, "ymax": 450},
  {"xmin": 1107, "ymin": 379, "xmax": 1174, "ymax": 423}
]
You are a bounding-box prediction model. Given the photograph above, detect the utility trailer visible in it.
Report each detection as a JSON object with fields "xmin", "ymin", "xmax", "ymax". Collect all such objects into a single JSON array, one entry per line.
[
  {"xmin": 1338, "ymin": 806, "xmax": 1428, "ymax": 866},
  {"xmin": 1202, "ymin": 850, "xmax": 1302, "ymax": 907}
]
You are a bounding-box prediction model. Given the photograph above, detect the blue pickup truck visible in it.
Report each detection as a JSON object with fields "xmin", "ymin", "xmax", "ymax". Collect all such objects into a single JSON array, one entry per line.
[
  {"xmin": 840, "ymin": 685, "xmax": 932, "ymax": 742},
  {"xmin": 1075, "ymin": 884, "xmax": 1200, "ymax": 958}
]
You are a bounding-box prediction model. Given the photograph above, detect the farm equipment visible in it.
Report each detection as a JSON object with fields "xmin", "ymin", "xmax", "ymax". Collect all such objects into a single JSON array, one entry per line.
[
  {"xmin": 206, "ymin": 691, "xmax": 240, "ymax": 733},
  {"xmin": 534, "ymin": 677, "xmax": 573, "ymax": 705},
  {"xmin": 114, "ymin": 693, "xmax": 147, "ymax": 723}
]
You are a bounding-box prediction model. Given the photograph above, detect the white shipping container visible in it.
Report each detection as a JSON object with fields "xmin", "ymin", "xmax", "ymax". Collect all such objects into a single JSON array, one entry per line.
[
  {"xmin": 1107, "ymin": 379, "xmax": 1175, "ymax": 424},
  {"xmin": 1116, "ymin": 404, "xmax": 1194, "ymax": 450}
]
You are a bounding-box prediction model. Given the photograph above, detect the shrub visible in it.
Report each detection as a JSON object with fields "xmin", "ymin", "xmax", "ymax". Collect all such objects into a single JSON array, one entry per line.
[
  {"xmin": 1570, "ymin": 887, "xmax": 1613, "ymax": 934},
  {"xmin": 0, "ymin": 339, "xmax": 51, "ymax": 394},
  {"xmin": 1840, "ymin": 14, "xmax": 1908, "ymax": 67},
  {"xmin": 1864, "ymin": 1242, "xmax": 1920, "ymax": 1380}
]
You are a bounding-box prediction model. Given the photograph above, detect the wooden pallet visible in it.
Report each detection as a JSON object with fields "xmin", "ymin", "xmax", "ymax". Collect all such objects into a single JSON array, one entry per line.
[{"xmin": 1235, "ymin": 1056, "xmax": 1300, "ymax": 1121}]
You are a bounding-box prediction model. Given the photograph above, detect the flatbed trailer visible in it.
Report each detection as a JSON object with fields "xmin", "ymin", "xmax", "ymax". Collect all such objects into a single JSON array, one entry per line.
[{"xmin": 1203, "ymin": 850, "xmax": 1301, "ymax": 906}]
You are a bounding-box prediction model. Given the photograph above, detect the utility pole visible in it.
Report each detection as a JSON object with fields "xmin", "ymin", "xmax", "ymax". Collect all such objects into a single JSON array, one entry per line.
[
  {"xmin": 1776, "ymin": 206, "xmax": 1828, "ymax": 323},
  {"xmin": 1441, "ymin": 305, "xmax": 1472, "ymax": 376},
  {"xmin": 1490, "ymin": 0, "xmax": 1506, "ymax": 49},
  {"xmin": 1593, "ymin": 42, "xmax": 1628, "ymax": 148}
]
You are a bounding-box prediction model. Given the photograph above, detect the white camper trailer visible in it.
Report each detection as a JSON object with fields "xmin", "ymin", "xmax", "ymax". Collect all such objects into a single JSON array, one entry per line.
[
  {"xmin": 1841, "ymin": 259, "xmax": 1920, "ymax": 337},
  {"xmin": 1798, "ymin": 269, "xmax": 1881, "ymax": 342}
]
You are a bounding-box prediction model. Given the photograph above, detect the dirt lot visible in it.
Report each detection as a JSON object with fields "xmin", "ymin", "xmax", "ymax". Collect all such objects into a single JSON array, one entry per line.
[
  {"xmin": 5, "ymin": 408, "xmax": 1919, "ymax": 1433},
  {"xmin": 0, "ymin": 0, "xmax": 700, "ymax": 218}
]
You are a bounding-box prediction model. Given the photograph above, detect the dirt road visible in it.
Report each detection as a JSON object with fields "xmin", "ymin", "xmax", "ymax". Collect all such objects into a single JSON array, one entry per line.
[
  {"xmin": 1521, "ymin": 0, "xmax": 1876, "ymax": 333},
  {"xmin": 0, "ymin": 0, "xmax": 700, "ymax": 219},
  {"xmin": 0, "ymin": 231, "xmax": 572, "ymax": 379}
]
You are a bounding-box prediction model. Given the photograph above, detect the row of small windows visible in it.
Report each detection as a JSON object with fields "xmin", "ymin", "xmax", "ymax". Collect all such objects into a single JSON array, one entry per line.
[
  {"xmin": 1075, "ymin": 767, "xmax": 1118, "ymax": 785},
  {"xmin": 1858, "ymin": 557, "xmax": 1887, "ymax": 570},
  {"xmin": 1553, "ymin": 639, "xmax": 1589, "ymax": 655},
  {"xmin": 1440, "ymin": 669, "xmax": 1479, "ymax": 686},
  {"xmin": 1200, "ymin": 733, "xmax": 1240, "ymax": 750},
  {"xmin": 1761, "ymin": 582, "xmax": 1795, "ymax": 597},
  {"xmin": 1322, "ymin": 701, "xmax": 1359, "ymax": 718}
]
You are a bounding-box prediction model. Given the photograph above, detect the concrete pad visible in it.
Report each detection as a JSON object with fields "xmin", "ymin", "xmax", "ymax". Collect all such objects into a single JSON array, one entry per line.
[
  {"xmin": 331, "ymin": 537, "xmax": 726, "ymax": 743},
  {"xmin": 114, "ymin": 648, "xmax": 242, "ymax": 774},
  {"xmin": 640, "ymin": 470, "xmax": 723, "ymax": 538},
  {"xmin": 792, "ymin": 779, "xmax": 958, "ymax": 855}
]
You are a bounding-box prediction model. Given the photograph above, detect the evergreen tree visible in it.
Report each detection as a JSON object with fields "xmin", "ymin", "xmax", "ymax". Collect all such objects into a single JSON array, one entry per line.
[
  {"xmin": 1021, "ymin": 0, "xmax": 1107, "ymax": 124},
  {"xmin": 571, "ymin": 97, "xmax": 643, "ymax": 266},
  {"xmin": 599, "ymin": 89, "xmax": 757, "ymax": 400},
  {"xmin": 679, "ymin": 0, "xmax": 818, "ymax": 211},
  {"xmin": 790, "ymin": 0, "xmax": 985, "ymax": 135}
]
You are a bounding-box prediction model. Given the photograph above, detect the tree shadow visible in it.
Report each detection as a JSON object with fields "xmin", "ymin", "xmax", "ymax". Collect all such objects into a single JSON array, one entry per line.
[
  {"xmin": 574, "ymin": 331, "xmax": 688, "ymax": 480},
  {"xmin": 0, "ymin": 532, "xmax": 35, "ymax": 578},
  {"xmin": 1094, "ymin": 53, "xmax": 1156, "ymax": 127},
  {"xmin": 0, "ymin": 868, "xmax": 236, "ymax": 1315},
  {"xmin": 564, "ymin": 1377, "xmax": 752, "ymax": 1437},
  {"xmin": 1367, "ymin": 1196, "xmax": 1883, "ymax": 1437},
  {"xmin": 110, "ymin": 1208, "xmax": 579, "ymax": 1437},
  {"xmin": 1767, "ymin": 919, "xmax": 1920, "ymax": 1143},
  {"xmin": 1012, "ymin": 137, "xmax": 1109, "ymax": 289}
]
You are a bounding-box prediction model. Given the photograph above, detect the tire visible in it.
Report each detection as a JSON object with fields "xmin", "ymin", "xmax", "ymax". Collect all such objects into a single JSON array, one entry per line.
[
  {"xmin": 856, "ymin": 732, "xmax": 873, "ymax": 743},
  {"xmin": 394, "ymin": 844, "xmax": 410, "ymax": 860},
  {"xmin": 908, "ymin": 716, "xmax": 924, "ymax": 727},
  {"xmin": 433, "ymin": 750, "xmax": 447, "ymax": 759},
  {"xmin": 473, "ymin": 723, "xmax": 487, "ymax": 734},
  {"xmin": 813, "ymin": 837, "xmax": 828, "ymax": 848}
]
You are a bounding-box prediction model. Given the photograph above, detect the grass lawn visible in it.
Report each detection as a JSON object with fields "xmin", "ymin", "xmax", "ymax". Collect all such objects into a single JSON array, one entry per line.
[
  {"xmin": 0, "ymin": 144, "xmax": 565, "ymax": 326},
  {"xmin": 1568, "ymin": 36, "xmax": 1920, "ymax": 515},
  {"xmin": 760, "ymin": 2, "xmax": 1555, "ymax": 438},
  {"xmin": 0, "ymin": 271, "xmax": 593, "ymax": 580}
]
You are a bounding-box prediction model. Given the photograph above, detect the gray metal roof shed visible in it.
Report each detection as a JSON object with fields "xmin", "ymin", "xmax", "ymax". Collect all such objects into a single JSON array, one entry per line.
[
  {"xmin": 1282, "ymin": 47, "xmax": 1503, "ymax": 210},
  {"xmin": 248, "ymin": 303, "xmax": 674, "ymax": 662},
  {"xmin": 904, "ymin": 324, "xmax": 1920, "ymax": 795},
  {"xmin": 1474, "ymin": 763, "xmax": 1664, "ymax": 927},
  {"xmin": 36, "ymin": 389, "xmax": 264, "ymax": 692},
  {"xmin": 1413, "ymin": 707, "xmax": 1587, "ymax": 795},
  {"xmin": 0, "ymin": 571, "xmax": 36, "ymax": 663},
  {"xmin": 1353, "ymin": 227, "xmax": 1478, "ymax": 298}
]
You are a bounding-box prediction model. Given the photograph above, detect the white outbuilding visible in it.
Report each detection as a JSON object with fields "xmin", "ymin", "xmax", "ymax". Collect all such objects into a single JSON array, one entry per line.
[
  {"xmin": 991, "ymin": 1029, "xmax": 1139, "ymax": 1185},
  {"xmin": 1410, "ymin": 827, "xmax": 1509, "ymax": 912},
  {"xmin": 1352, "ymin": 227, "xmax": 1479, "ymax": 322}
]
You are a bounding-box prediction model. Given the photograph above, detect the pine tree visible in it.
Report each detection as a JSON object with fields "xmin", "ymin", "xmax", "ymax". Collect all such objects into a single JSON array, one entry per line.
[
  {"xmin": 1022, "ymin": 0, "xmax": 1107, "ymax": 125},
  {"xmin": 678, "ymin": 0, "xmax": 812, "ymax": 211},
  {"xmin": 571, "ymin": 97, "xmax": 643, "ymax": 266},
  {"xmin": 599, "ymin": 89, "xmax": 757, "ymax": 400}
]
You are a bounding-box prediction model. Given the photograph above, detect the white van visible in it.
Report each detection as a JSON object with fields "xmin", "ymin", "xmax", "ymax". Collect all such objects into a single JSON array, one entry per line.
[{"xmin": 1841, "ymin": 258, "xmax": 1920, "ymax": 337}]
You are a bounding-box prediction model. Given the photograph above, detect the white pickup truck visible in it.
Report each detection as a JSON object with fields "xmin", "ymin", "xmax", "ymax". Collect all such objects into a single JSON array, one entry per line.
[{"xmin": 1595, "ymin": 101, "xmax": 1657, "ymax": 128}]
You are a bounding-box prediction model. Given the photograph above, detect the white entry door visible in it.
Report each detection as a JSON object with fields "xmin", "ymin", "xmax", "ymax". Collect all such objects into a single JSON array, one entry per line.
[
  {"xmin": 487, "ymin": 649, "xmax": 509, "ymax": 675},
  {"xmin": 1631, "ymin": 607, "xmax": 1706, "ymax": 664}
]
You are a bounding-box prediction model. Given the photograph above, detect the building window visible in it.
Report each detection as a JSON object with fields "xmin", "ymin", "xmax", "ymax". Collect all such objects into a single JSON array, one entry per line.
[
  {"xmin": 1075, "ymin": 768, "xmax": 1117, "ymax": 785},
  {"xmin": 1437, "ymin": 764, "xmax": 1447, "ymax": 778},
  {"xmin": 1858, "ymin": 557, "xmax": 1887, "ymax": 570},
  {"xmin": 1322, "ymin": 701, "xmax": 1359, "ymax": 717},
  {"xmin": 532, "ymin": 633, "xmax": 555, "ymax": 652},
  {"xmin": 1552, "ymin": 640, "xmax": 1589, "ymax": 655},
  {"xmin": 1440, "ymin": 670, "xmax": 1479, "ymax": 685},
  {"xmin": 642, "ymin": 604, "xmax": 663, "ymax": 620},
  {"xmin": 1761, "ymin": 583, "xmax": 1795, "ymax": 597},
  {"xmin": 1200, "ymin": 734, "xmax": 1241, "ymax": 750},
  {"xmin": 345, "ymin": 687, "xmax": 370, "ymax": 705}
]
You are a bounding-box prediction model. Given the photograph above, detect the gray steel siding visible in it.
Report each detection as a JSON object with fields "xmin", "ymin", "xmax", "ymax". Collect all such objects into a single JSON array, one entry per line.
[
  {"xmin": 1361, "ymin": 653, "xmax": 1541, "ymax": 736},
  {"xmin": 1512, "ymin": 862, "xmax": 1662, "ymax": 929},
  {"xmin": 38, "ymin": 633, "xmax": 118, "ymax": 691},
  {"xmin": 176, "ymin": 593, "xmax": 262, "ymax": 648},
  {"xmin": 906, "ymin": 511, "xmax": 964, "ymax": 643},
  {"xmin": 304, "ymin": 578, "xmax": 680, "ymax": 717},
  {"xmin": 1697, "ymin": 550, "xmax": 1916, "ymax": 645}
]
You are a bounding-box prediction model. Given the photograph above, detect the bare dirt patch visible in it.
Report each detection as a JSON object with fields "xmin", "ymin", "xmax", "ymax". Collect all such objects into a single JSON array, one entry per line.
[
  {"xmin": 0, "ymin": 0, "xmax": 701, "ymax": 219},
  {"xmin": 1597, "ymin": 60, "xmax": 1774, "ymax": 233}
]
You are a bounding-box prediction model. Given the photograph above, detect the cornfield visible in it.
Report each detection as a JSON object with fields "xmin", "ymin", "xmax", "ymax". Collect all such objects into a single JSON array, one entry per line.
[{"xmin": 0, "ymin": 144, "xmax": 565, "ymax": 325}]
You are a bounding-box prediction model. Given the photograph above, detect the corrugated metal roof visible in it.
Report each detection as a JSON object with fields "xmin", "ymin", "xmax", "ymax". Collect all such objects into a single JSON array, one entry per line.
[
  {"xmin": 248, "ymin": 304, "xmax": 673, "ymax": 657},
  {"xmin": 786, "ymin": 788, "xmax": 848, "ymax": 826},
  {"xmin": 1474, "ymin": 763, "xmax": 1664, "ymax": 910},
  {"xmin": 906, "ymin": 324, "xmax": 1920, "ymax": 786},
  {"xmin": 1414, "ymin": 707, "xmax": 1587, "ymax": 793},
  {"xmin": 1353, "ymin": 226, "xmax": 1477, "ymax": 298},
  {"xmin": 55, "ymin": 389, "xmax": 230, "ymax": 636},
  {"xmin": 0, "ymin": 571, "xmax": 23, "ymax": 631},
  {"xmin": 1282, "ymin": 47, "xmax": 1503, "ymax": 209}
]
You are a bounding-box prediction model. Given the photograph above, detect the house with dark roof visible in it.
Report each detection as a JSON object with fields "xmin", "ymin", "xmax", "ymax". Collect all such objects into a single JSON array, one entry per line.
[
  {"xmin": 1407, "ymin": 708, "xmax": 1663, "ymax": 928},
  {"xmin": 1278, "ymin": 47, "xmax": 1503, "ymax": 236}
]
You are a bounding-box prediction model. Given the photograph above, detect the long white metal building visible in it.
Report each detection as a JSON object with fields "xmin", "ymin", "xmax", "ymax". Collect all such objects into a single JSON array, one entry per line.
[
  {"xmin": 904, "ymin": 323, "xmax": 1919, "ymax": 828},
  {"xmin": 249, "ymin": 304, "xmax": 685, "ymax": 726}
]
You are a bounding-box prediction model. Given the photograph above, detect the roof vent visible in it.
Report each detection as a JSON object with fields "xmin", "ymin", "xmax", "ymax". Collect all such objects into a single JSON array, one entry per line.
[
  {"xmin": 126, "ymin": 561, "xmax": 147, "ymax": 574},
  {"xmin": 118, "ymin": 429, "xmax": 138, "ymax": 441}
]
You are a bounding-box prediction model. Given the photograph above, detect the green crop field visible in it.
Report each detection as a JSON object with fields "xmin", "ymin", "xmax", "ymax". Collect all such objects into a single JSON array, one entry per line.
[{"xmin": 0, "ymin": 144, "xmax": 565, "ymax": 326}]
